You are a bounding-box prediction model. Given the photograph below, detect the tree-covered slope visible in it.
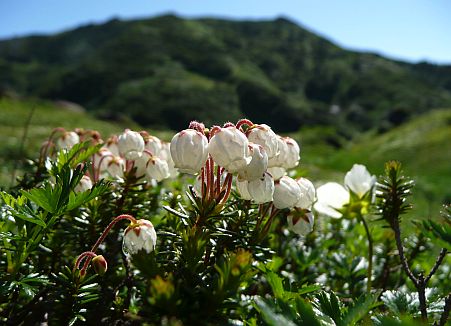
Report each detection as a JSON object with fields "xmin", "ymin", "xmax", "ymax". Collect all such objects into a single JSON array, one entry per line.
[{"xmin": 1, "ymin": 15, "xmax": 451, "ymax": 132}]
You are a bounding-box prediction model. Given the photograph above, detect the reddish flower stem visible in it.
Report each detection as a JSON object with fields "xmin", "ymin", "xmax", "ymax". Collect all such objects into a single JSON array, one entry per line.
[
  {"xmin": 201, "ymin": 167, "xmax": 206, "ymax": 198},
  {"xmin": 219, "ymin": 173, "xmax": 233, "ymax": 204},
  {"xmin": 215, "ymin": 165, "xmax": 222, "ymax": 196},
  {"xmin": 208, "ymin": 157, "xmax": 215, "ymax": 201},
  {"xmin": 236, "ymin": 119, "xmax": 254, "ymax": 131},
  {"xmin": 209, "ymin": 126, "xmax": 222, "ymax": 139},
  {"xmin": 79, "ymin": 214, "xmax": 137, "ymax": 275},
  {"xmin": 73, "ymin": 251, "xmax": 97, "ymax": 274}
]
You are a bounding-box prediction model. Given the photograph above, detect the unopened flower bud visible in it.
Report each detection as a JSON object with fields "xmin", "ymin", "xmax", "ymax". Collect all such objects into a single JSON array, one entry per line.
[
  {"xmin": 118, "ymin": 129, "xmax": 145, "ymax": 160},
  {"xmin": 247, "ymin": 172, "xmax": 274, "ymax": 203},
  {"xmin": 105, "ymin": 136, "xmax": 120, "ymax": 156},
  {"xmin": 208, "ymin": 126, "xmax": 251, "ymax": 173},
  {"xmin": 92, "ymin": 255, "xmax": 108, "ymax": 276},
  {"xmin": 237, "ymin": 143, "xmax": 268, "ymax": 181},
  {"xmin": 267, "ymin": 166, "xmax": 286, "ymax": 180},
  {"xmin": 247, "ymin": 124, "xmax": 279, "ymax": 160},
  {"xmin": 57, "ymin": 131, "xmax": 79, "ymax": 149},
  {"xmin": 146, "ymin": 157, "xmax": 170, "ymax": 182},
  {"xmin": 236, "ymin": 178, "xmax": 252, "ymax": 200},
  {"xmin": 144, "ymin": 135, "xmax": 163, "ymax": 156},
  {"xmin": 106, "ymin": 156, "xmax": 125, "ymax": 179},
  {"xmin": 268, "ymin": 135, "xmax": 288, "ymax": 168},
  {"xmin": 123, "ymin": 219, "xmax": 157, "ymax": 255},
  {"xmin": 273, "ymin": 176, "xmax": 302, "ymax": 209},
  {"xmin": 287, "ymin": 211, "xmax": 314, "ymax": 236},
  {"xmin": 160, "ymin": 142, "xmax": 178, "ymax": 178},
  {"xmin": 295, "ymin": 177, "xmax": 316, "ymax": 209},
  {"xmin": 74, "ymin": 175, "xmax": 93, "ymax": 193},
  {"xmin": 281, "ymin": 137, "xmax": 300, "ymax": 169},
  {"xmin": 170, "ymin": 129, "xmax": 208, "ymax": 174}
]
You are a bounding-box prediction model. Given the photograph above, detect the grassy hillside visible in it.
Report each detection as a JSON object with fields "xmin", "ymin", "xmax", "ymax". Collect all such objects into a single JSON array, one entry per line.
[
  {"xmin": 0, "ymin": 97, "xmax": 143, "ymax": 187},
  {"xmin": 1, "ymin": 97, "xmax": 449, "ymax": 220},
  {"xmin": 1, "ymin": 15, "xmax": 451, "ymax": 134},
  {"xmin": 300, "ymin": 109, "xmax": 451, "ymax": 219}
]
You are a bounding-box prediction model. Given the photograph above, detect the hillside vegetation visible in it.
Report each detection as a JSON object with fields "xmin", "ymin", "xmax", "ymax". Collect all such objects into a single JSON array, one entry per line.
[
  {"xmin": 1, "ymin": 15, "xmax": 451, "ymax": 134},
  {"xmin": 1, "ymin": 97, "xmax": 449, "ymax": 219}
]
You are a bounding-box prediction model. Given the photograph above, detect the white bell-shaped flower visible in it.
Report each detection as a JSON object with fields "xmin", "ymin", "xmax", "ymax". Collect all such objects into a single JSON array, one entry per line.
[
  {"xmin": 160, "ymin": 141, "xmax": 178, "ymax": 178},
  {"xmin": 281, "ymin": 137, "xmax": 300, "ymax": 169},
  {"xmin": 57, "ymin": 131, "xmax": 79, "ymax": 150},
  {"xmin": 237, "ymin": 143, "xmax": 268, "ymax": 181},
  {"xmin": 344, "ymin": 164, "xmax": 376, "ymax": 198},
  {"xmin": 247, "ymin": 124, "xmax": 279, "ymax": 160},
  {"xmin": 171, "ymin": 129, "xmax": 208, "ymax": 174},
  {"xmin": 267, "ymin": 166, "xmax": 286, "ymax": 180},
  {"xmin": 105, "ymin": 156, "xmax": 125, "ymax": 179},
  {"xmin": 122, "ymin": 219, "xmax": 157, "ymax": 255},
  {"xmin": 314, "ymin": 182, "xmax": 350, "ymax": 218},
  {"xmin": 247, "ymin": 172, "xmax": 274, "ymax": 204},
  {"xmin": 268, "ymin": 135, "xmax": 288, "ymax": 168},
  {"xmin": 105, "ymin": 136, "xmax": 120, "ymax": 156},
  {"xmin": 146, "ymin": 157, "xmax": 170, "ymax": 182},
  {"xmin": 273, "ymin": 176, "xmax": 302, "ymax": 209},
  {"xmin": 236, "ymin": 178, "xmax": 252, "ymax": 200},
  {"xmin": 74, "ymin": 175, "xmax": 93, "ymax": 193},
  {"xmin": 133, "ymin": 154, "xmax": 148, "ymax": 178},
  {"xmin": 94, "ymin": 148, "xmax": 113, "ymax": 173},
  {"xmin": 117, "ymin": 130, "xmax": 145, "ymax": 160},
  {"xmin": 208, "ymin": 126, "xmax": 251, "ymax": 173},
  {"xmin": 296, "ymin": 177, "xmax": 316, "ymax": 209},
  {"xmin": 288, "ymin": 212, "xmax": 314, "ymax": 236},
  {"xmin": 144, "ymin": 135, "xmax": 163, "ymax": 156}
]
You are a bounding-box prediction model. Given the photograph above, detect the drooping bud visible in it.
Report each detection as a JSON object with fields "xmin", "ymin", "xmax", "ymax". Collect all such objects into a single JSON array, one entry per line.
[
  {"xmin": 246, "ymin": 124, "xmax": 279, "ymax": 160},
  {"xmin": 117, "ymin": 129, "xmax": 145, "ymax": 160},
  {"xmin": 105, "ymin": 136, "xmax": 120, "ymax": 156},
  {"xmin": 273, "ymin": 176, "xmax": 302, "ymax": 209},
  {"xmin": 287, "ymin": 211, "xmax": 314, "ymax": 236},
  {"xmin": 295, "ymin": 177, "xmax": 316, "ymax": 209},
  {"xmin": 123, "ymin": 219, "xmax": 157, "ymax": 255},
  {"xmin": 57, "ymin": 131, "xmax": 79, "ymax": 150},
  {"xmin": 344, "ymin": 164, "xmax": 376, "ymax": 198},
  {"xmin": 146, "ymin": 157, "xmax": 170, "ymax": 182},
  {"xmin": 281, "ymin": 137, "xmax": 300, "ymax": 169},
  {"xmin": 237, "ymin": 143, "xmax": 268, "ymax": 181},
  {"xmin": 208, "ymin": 126, "xmax": 251, "ymax": 173},
  {"xmin": 144, "ymin": 135, "xmax": 163, "ymax": 157},
  {"xmin": 92, "ymin": 255, "xmax": 108, "ymax": 276},
  {"xmin": 267, "ymin": 166, "xmax": 286, "ymax": 180},
  {"xmin": 105, "ymin": 156, "xmax": 125, "ymax": 179},
  {"xmin": 247, "ymin": 172, "xmax": 274, "ymax": 204},
  {"xmin": 170, "ymin": 129, "xmax": 208, "ymax": 174},
  {"xmin": 236, "ymin": 178, "xmax": 252, "ymax": 200},
  {"xmin": 160, "ymin": 141, "xmax": 178, "ymax": 178},
  {"xmin": 74, "ymin": 175, "xmax": 93, "ymax": 193},
  {"xmin": 268, "ymin": 135, "xmax": 288, "ymax": 168}
]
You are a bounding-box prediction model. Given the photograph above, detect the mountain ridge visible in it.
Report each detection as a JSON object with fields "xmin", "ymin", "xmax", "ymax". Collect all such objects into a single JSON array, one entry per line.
[{"xmin": 1, "ymin": 14, "xmax": 450, "ymax": 133}]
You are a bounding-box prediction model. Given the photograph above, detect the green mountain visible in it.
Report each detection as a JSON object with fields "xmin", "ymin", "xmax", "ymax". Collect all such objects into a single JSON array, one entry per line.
[{"xmin": 1, "ymin": 14, "xmax": 451, "ymax": 133}]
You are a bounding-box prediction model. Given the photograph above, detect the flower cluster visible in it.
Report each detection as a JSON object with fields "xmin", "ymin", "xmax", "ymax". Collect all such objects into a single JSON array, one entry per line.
[
  {"xmin": 170, "ymin": 119, "xmax": 316, "ymax": 235},
  {"xmin": 43, "ymin": 128, "xmax": 177, "ymax": 188}
]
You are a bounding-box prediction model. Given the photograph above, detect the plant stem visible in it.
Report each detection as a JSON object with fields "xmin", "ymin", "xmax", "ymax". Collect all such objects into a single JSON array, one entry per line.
[
  {"xmin": 392, "ymin": 220, "xmax": 429, "ymax": 321},
  {"xmin": 425, "ymin": 248, "xmax": 448, "ymax": 283},
  {"xmin": 438, "ymin": 294, "xmax": 451, "ymax": 326},
  {"xmin": 357, "ymin": 212, "xmax": 373, "ymax": 293},
  {"xmin": 79, "ymin": 214, "xmax": 137, "ymax": 274}
]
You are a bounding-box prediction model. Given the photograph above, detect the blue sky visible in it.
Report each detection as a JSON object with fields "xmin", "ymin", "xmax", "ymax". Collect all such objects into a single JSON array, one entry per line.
[{"xmin": 1, "ymin": 0, "xmax": 450, "ymax": 64}]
